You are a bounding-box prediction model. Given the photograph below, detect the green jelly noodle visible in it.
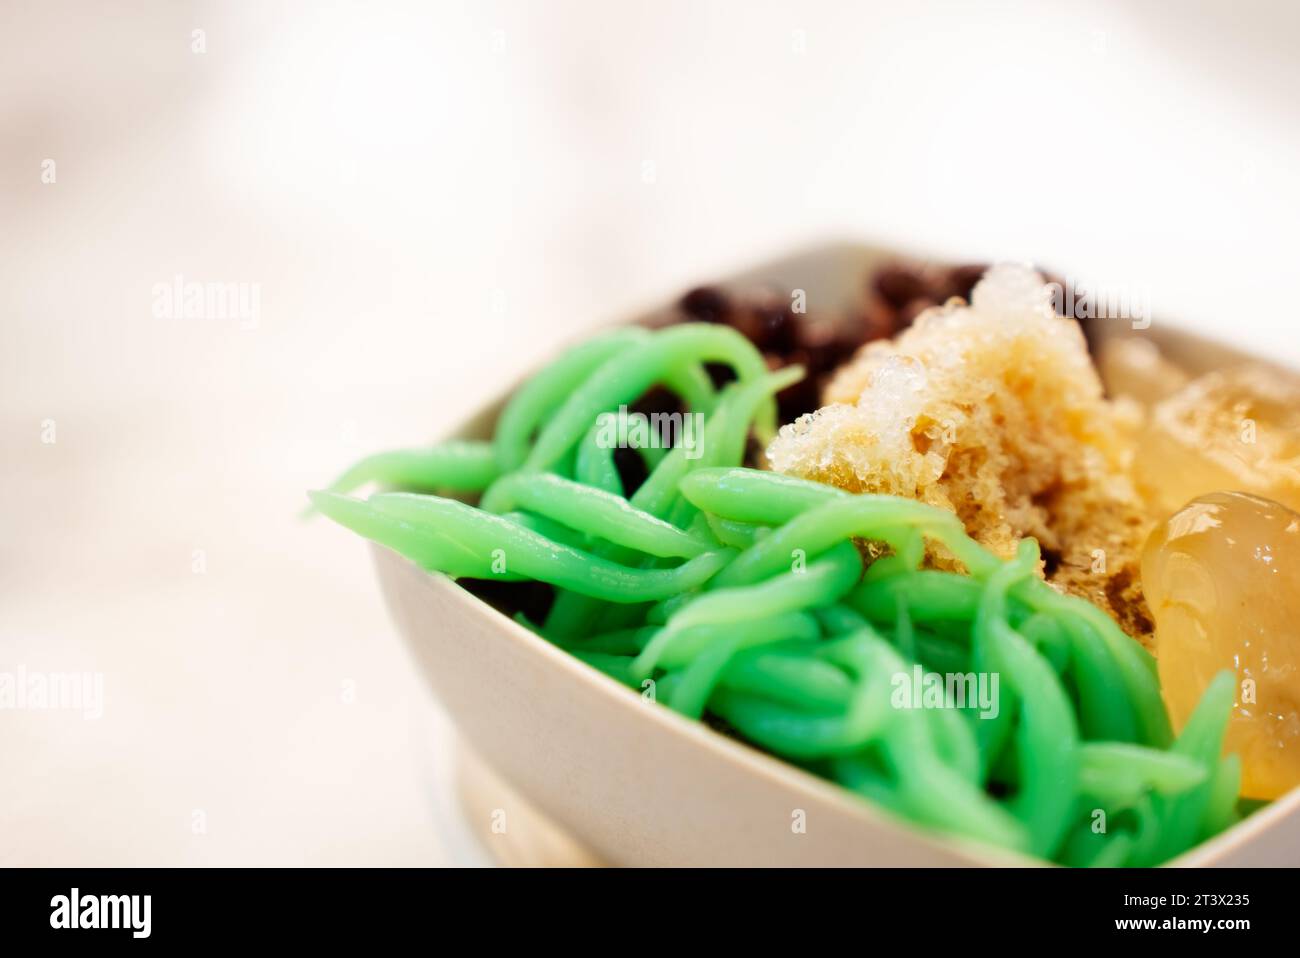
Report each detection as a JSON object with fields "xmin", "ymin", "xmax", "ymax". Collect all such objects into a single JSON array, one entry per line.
[{"xmin": 311, "ymin": 321, "xmax": 1245, "ymax": 865}]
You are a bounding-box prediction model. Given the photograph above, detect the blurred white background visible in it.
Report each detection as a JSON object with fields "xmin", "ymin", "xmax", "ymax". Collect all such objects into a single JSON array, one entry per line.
[{"xmin": 2, "ymin": 0, "xmax": 1298, "ymax": 865}]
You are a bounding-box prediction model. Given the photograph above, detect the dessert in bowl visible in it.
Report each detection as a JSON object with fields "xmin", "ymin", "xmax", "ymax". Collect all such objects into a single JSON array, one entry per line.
[{"xmin": 313, "ymin": 242, "xmax": 1300, "ymax": 866}]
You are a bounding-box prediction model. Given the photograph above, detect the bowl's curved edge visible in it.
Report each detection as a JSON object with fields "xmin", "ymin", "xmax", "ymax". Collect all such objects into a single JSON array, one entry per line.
[{"xmin": 374, "ymin": 543, "xmax": 1035, "ymax": 867}]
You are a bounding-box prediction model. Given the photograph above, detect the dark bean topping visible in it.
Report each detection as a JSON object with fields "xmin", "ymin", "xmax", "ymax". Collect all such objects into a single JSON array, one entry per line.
[
  {"xmin": 679, "ymin": 286, "xmax": 731, "ymax": 323},
  {"xmin": 796, "ymin": 321, "xmax": 856, "ymax": 374},
  {"xmin": 665, "ymin": 256, "xmax": 1096, "ymax": 432},
  {"xmin": 752, "ymin": 301, "xmax": 798, "ymax": 354},
  {"xmin": 726, "ymin": 306, "xmax": 767, "ymax": 350},
  {"xmin": 767, "ymin": 349, "xmax": 824, "ymax": 422},
  {"xmin": 873, "ymin": 264, "xmax": 929, "ymax": 310},
  {"xmin": 944, "ymin": 264, "xmax": 987, "ymax": 301},
  {"xmin": 853, "ymin": 301, "xmax": 901, "ymax": 340}
]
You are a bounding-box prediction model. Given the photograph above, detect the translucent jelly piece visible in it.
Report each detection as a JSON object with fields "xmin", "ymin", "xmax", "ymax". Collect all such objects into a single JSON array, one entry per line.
[
  {"xmin": 1097, "ymin": 337, "xmax": 1188, "ymax": 408},
  {"xmin": 1142, "ymin": 491, "xmax": 1300, "ymax": 799},
  {"xmin": 1136, "ymin": 365, "xmax": 1300, "ymax": 516}
]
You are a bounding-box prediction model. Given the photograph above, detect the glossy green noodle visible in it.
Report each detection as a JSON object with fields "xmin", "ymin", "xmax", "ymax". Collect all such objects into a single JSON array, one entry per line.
[
  {"xmin": 543, "ymin": 366, "xmax": 802, "ymax": 639},
  {"xmin": 311, "ymin": 322, "xmax": 1243, "ymax": 865},
  {"xmin": 575, "ymin": 421, "xmax": 624, "ymax": 496},
  {"xmin": 305, "ymin": 441, "xmax": 500, "ymax": 517},
  {"xmin": 483, "ymin": 472, "xmax": 712, "ymax": 559}
]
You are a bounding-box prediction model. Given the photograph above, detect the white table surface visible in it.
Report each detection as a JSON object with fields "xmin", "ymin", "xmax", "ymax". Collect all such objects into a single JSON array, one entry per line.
[{"xmin": 2, "ymin": 0, "xmax": 1298, "ymax": 865}]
